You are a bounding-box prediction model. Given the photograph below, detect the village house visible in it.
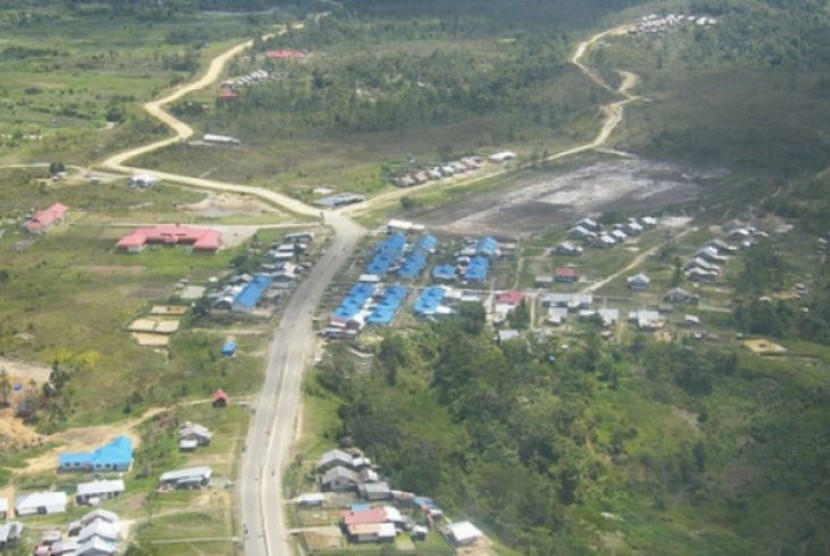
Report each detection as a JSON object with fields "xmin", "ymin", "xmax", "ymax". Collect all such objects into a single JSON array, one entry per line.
[
  {"xmin": 23, "ymin": 203, "xmax": 68, "ymax": 234},
  {"xmin": 158, "ymin": 466, "xmax": 212, "ymax": 490},
  {"xmin": 15, "ymin": 492, "xmax": 68, "ymax": 517},
  {"xmin": 488, "ymin": 151, "xmax": 516, "ymax": 163},
  {"xmin": 75, "ymin": 479, "xmax": 125, "ymax": 505},
  {"xmin": 554, "ymin": 241, "xmax": 583, "ymax": 256},
  {"xmin": 695, "ymin": 246, "xmax": 727, "ymax": 264},
  {"xmin": 321, "ymin": 466, "xmax": 360, "ymax": 492},
  {"xmin": 567, "ymin": 226, "xmax": 597, "ymax": 241},
  {"xmin": 575, "ymin": 217, "xmax": 601, "ymax": 232},
  {"xmin": 554, "ymin": 267, "xmax": 579, "ymax": 283},
  {"xmin": 359, "ymin": 481, "xmax": 393, "ymax": 501},
  {"xmin": 178, "ymin": 422, "xmax": 212, "ymax": 452},
  {"xmin": 0, "ymin": 498, "xmax": 6, "ymax": 520},
  {"xmin": 611, "ymin": 229, "xmax": 628, "ymax": 243},
  {"xmin": 628, "ymin": 309, "xmax": 664, "ymax": 330},
  {"xmin": 546, "ymin": 306, "xmax": 568, "ymax": 326},
  {"xmin": 0, "ymin": 522, "xmax": 23, "ymax": 551},
  {"xmin": 540, "ymin": 293, "xmax": 593, "ymax": 311},
  {"xmin": 448, "ymin": 521, "xmax": 484, "ymax": 547},
  {"xmin": 68, "ymin": 509, "xmax": 119, "ymax": 537},
  {"xmin": 212, "ymin": 389, "xmax": 229, "ymax": 408},
  {"xmin": 128, "ymin": 174, "xmax": 160, "ymax": 188},
  {"xmin": 663, "ymin": 288, "xmax": 699, "ymax": 305},
  {"xmin": 58, "ymin": 436, "xmax": 133, "ymax": 473},
  {"xmin": 295, "ymin": 493, "xmax": 325, "ymax": 507},
  {"xmin": 535, "ymin": 275, "xmax": 554, "ymax": 288},
  {"xmin": 116, "ymin": 225, "xmax": 221, "ymax": 253},
  {"xmin": 686, "ymin": 267, "xmax": 717, "ymax": 282},
  {"xmin": 627, "ymin": 273, "xmax": 651, "ymax": 291}
]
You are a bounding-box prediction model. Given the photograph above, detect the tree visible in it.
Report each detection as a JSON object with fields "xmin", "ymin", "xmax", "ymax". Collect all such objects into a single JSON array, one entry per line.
[
  {"xmin": 0, "ymin": 368, "xmax": 11, "ymax": 408},
  {"xmin": 48, "ymin": 161, "xmax": 65, "ymax": 176}
]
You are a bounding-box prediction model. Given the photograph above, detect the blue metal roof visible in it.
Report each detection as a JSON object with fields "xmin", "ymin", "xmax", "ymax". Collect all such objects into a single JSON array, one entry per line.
[
  {"xmin": 432, "ymin": 264, "xmax": 456, "ymax": 281},
  {"xmin": 414, "ymin": 287, "xmax": 445, "ymax": 316},
  {"xmin": 221, "ymin": 341, "xmax": 236, "ymax": 356},
  {"xmin": 59, "ymin": 436, "xmax": 133, "ymax": 469},
  {"xmin": 367, "ymin": 285, "xmax": 407, "ymax": 325},
  {"xmin": 464, "ymin": 255, "xmax": 489, "ymax": 281},
  {"xmin": 475, "ymin": 236, "xmax": 499, "ymax": 257},
  {"xmin": 233, "ymin": 274, "xmax": 273, "ymax": 310}
]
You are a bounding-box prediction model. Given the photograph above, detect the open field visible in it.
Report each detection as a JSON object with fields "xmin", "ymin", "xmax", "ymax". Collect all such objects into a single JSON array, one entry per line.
[{"xmin": 408, "ymin": 157, "xmax": 703, "ymax": 237}]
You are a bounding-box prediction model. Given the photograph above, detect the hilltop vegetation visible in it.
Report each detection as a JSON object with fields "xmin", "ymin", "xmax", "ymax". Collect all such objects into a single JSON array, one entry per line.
[
  {"xmin": 309, "ymin": 306, "xmax": 830, "ymax": 554},
  {"xmin": 599, "ymin": 0, "xmax": 830, "ymax": 177}
]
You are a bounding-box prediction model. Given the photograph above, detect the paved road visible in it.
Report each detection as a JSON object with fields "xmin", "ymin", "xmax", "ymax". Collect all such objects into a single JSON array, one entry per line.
[{"xmin": 239, "ymin": 212, "xmax": 363, "ymax": 556}]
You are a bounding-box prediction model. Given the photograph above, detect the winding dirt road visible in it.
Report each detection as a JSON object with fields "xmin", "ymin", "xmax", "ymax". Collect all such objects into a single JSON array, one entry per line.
[{"xmin": 90, "ymin": 18, "xmax": 642, "ymax": 556}]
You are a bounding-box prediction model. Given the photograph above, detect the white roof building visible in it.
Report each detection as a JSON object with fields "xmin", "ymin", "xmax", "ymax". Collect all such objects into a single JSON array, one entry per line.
[
  {"xmin": 159, "ymin": 466, "xmax": 212, "ymax": 488},
  {"xmin": 489, "ymin": 151, "xmax": 516, "ymax": 163},
  {"xmin": 76, "ymin": 479, "xmax": 125, "ymax": 503},
  {"xmin": 78, "ymin": 520, "xmax": 120, "ymax": 543},
  {"xmin": 448, "ymin": 521, "xmax": 484, "ymax": 546},
  {"xmin": 15, "ymin": 491, "xmax": 68, "ymax": 516}
]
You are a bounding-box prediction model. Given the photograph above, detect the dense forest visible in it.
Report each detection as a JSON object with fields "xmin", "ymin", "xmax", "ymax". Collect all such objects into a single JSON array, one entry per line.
[{"xmin": 311, "ymin": 304, "xmax": 830, "ymax": 554}]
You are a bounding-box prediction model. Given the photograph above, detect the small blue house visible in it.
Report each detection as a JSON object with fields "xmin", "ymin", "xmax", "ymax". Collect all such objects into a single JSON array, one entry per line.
[
  {"xmin": 58, "ymin": 436, "xmax": 133, "ymax": 473},
  {"xmin": 221, "ymin": 341, "xmax": 237, "ymax": 357}
]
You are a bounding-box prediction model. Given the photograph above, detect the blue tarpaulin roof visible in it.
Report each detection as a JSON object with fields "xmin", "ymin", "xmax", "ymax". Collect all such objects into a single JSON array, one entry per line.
[
  {"xmin": 366, "ymin": 233, "xmax": 407, "ymax": 276},
  {"xmin": 221, "ymin": 341, "xmax": 236, "ymax": 356},
  {"xmin": 432, "ymin": 264, "xmax": 456, "ymax": 281},
  {"xmin": 233, "ymin": 274, "xmax": 273, "ymax": 310},
  {"xmin": 475, "ymin": 236, "xmax": 499, "ymax": 257},
  {"xmin": 414, "ymin": 287, "xmax": 445, "ymax": 316},
  {"xmin": 59, "ymin": 436, "xmax": 133, "ymax": 469},
  {"xmin": 367, "ymin": 285, "xmax": 407, "ymax": 325},
  {"xmin": 464, "ymin": 255, "xmax": 489, "ymax": 281},
  {"xmin": 332, "ymin": 283, "xmax": 377, "ymax": 320}
]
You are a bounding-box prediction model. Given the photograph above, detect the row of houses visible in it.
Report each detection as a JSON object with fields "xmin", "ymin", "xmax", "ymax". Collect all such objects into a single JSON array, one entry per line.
[
  {"xmin": 305, "ymin": 449, "xmax": 486, "ymax": 548},
  {"xmin": 684, "ymin": 238, "xmax": 738, "ymax": 282},
  {"xmin": 208, "ymin": 230, "xmax": 315, "ymax": 313},
  {"xmin": 567, "ymin": 216, "xmax": 658, "ymax": 248},
  {"xmin": 540, "ymin": 289, "xmax": 698, "ymax": 328},
  {"xmin": 219, "ymin": 67, "xmax": 270, "ymax": 91},
  {"xmin": 392, "ymin": 157, "xmax": 483, "ymax": 188},
  {"xmin": 630, "ymin": 13, "xmax": 717, "ymax": 35},
  {"xmin": 31, "ymin": 508, "xmax": 123, "ymax": 556}
]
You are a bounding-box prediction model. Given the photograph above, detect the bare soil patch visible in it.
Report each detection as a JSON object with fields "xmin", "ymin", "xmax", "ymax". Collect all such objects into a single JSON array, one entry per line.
[
  {"xmin": 411, "ymin": 158, "xmax": 701, "ymax": 237},
  {"xmin": 179, "ymin": 192, "xmax": 281, "ymax": 219},
  {"xmin": 743, "ymin": 338, "xmax": 787, "ymax": 354}
]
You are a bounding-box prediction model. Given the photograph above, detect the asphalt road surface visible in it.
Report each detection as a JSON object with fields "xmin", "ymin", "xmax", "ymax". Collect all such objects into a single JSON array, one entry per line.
[{"xmin": 238, "ymin": 212, "xmax": 363, "ymax": 556}]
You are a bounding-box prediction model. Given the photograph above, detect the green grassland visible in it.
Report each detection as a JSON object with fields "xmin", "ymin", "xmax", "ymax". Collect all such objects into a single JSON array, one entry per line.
[
  {"xmin": 0, "ymin": 3, "xmax": 289, "ymax": 166},
  {"xmin": 129, "ymin": 11, "xmax": 616, "ymax": 199}
]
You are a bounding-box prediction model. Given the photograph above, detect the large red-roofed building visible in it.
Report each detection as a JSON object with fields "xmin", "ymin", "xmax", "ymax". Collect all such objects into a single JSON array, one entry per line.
[
  {"xmin": 24, "ymin": 203, "xmax": 68, "ymax": 234},
  {"xmin": 116, "ymin": 225, "xmax": 221, "ymax": 253}
]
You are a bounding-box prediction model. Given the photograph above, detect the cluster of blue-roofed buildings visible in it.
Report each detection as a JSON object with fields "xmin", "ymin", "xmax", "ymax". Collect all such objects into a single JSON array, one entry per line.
[{"xmin": 325, "ymin": 223, "xmax": 501, "ymax": 338}]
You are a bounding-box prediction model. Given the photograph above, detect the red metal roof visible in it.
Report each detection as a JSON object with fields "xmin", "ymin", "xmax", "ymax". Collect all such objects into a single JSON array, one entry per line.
[
  {"xmin": 117, "ymin": 225, "xmax": 221, "ymax": 251},
  {"xmin": 265, "ymin": 49, "xmax": 308, "ymax": 60},
  {"xmin": 554, "ymin": 267, "xmax": 578, "ymax": 278},
  {"xmin": 341, "ymin": 508, "xmax": 387, "ymax": 526},
  {"xmin": 496, "ymin": 290, "xmax": 524, "ymax": 306},
  {"xmin": 217, "ymin": 91, "xmax": 238, "ymax": 100},
  {"xmin": 24, "ymin": 202, "xmax": 68, "ymax": 232},
  {"xmin": 213, "ymin": 389, "xmax": 229, "ymax": 402}
]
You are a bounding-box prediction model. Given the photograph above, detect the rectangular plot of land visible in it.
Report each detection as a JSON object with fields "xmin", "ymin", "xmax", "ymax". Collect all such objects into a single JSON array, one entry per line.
[
  {"xmin": 129, "ymin": 318, "xmax": 157, "ymax": 332},
  {"xmin": 132, "ymin": 332, "xmax": 170, "ymax": 346},
  {"xmin": 744, "ymin": 339, "xmax": 787, "ymax": 354},
  {"xmin": 151, "ymin": 305, "xmax": 188, "ymax": 315}
]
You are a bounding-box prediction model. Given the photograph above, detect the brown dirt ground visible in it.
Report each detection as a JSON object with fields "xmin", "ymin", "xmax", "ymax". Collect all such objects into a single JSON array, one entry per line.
[
  {"xmin": 179, "ymin": 192, "xmax": 281, "ymax": 218},
  {"xmin": 409, "ymin": 158, "xmax": 702, "ymax": 237},
  {"xmin": 456, "ymin": 536, "xmax": 496, "ymax": 556},
  {"xmin": 743, "ymin": 338, "xmax": 787, "ymax": 354}
]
